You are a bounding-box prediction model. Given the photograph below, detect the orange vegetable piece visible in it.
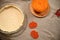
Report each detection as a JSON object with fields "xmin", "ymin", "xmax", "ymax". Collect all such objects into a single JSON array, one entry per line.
[
  {"xmin": 31, "ymin": 0, "xmax": 49, "ymax": 12},
  {"xmin": 31, "ymin": 30, "xmax": 39, "ymax": 39},
  {"xmin": 29, "ymin": 21, "xmax": 37, "ymax": 29}
]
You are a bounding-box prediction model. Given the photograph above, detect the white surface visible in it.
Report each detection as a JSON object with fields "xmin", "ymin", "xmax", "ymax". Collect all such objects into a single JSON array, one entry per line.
[
  {"xmin": 11, "ymin": 1, "xmax": 60, "ymax": 40},
  {"xmin": 0, "ymin": 0, "xmax": 60, "ymax": 40}
]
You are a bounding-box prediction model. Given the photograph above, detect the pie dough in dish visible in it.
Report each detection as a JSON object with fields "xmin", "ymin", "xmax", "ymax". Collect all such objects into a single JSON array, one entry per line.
[{"xmin": 0, "ymin": 4, "xmax": 24, "ymax": 33}]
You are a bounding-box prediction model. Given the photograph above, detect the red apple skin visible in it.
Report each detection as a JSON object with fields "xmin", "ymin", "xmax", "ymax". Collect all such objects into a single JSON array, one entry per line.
[{"xmin": 55, "ymin": 9, "xmax": 60, "ymax": 17}]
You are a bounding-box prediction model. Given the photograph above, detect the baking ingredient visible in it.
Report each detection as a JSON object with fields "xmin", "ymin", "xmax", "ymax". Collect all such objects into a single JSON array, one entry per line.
[
  {"xmin": 55, "ymin": 9, "xmax": 60, "ymax": 17},
  {"xmin": 31, "ymin": 0, "xmax": 49, "ymax": 12},
  {"xmin": 29, "ymin": 21, "xmax": 37, "ymax": 29},
  {"xmin": 31, "ymin": 30, "xmax": 39, "ymax": 39},
  {"xmin": 0, "ymin": 5, "xmax": 24, "ymax": 32}
]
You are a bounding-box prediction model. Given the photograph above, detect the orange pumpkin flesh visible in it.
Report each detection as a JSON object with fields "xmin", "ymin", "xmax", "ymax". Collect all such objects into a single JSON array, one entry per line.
[
  {"xmin": 31, "ymin": 0, "xmax": 49, "ymax": 12},
  {"xmin": 30, "ymin": 0, "xmax": 50, "ymax": 17}
]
